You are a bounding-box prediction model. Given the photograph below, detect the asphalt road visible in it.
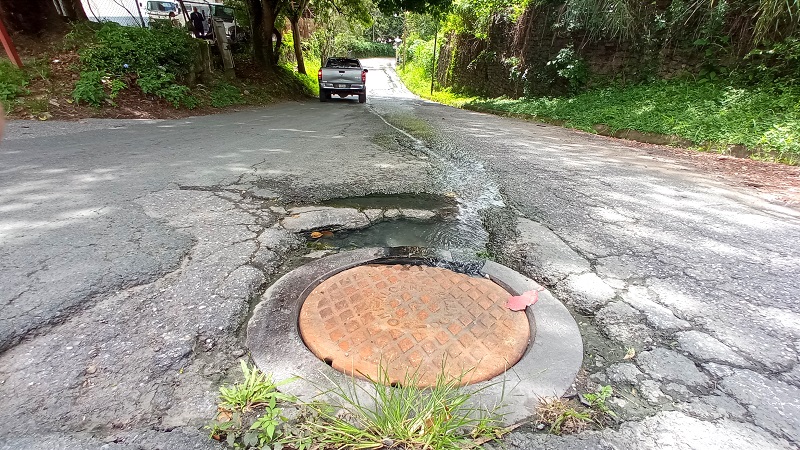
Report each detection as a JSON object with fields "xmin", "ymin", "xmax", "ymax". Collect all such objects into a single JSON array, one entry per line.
[{"xmin": 0, "ymin": 59, "xmax": 798, "ymax": 449}]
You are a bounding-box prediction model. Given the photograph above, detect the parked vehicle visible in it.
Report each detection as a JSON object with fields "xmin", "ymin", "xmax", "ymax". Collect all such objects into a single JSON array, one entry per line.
[
  {"xmin": 141, "ymin": 1, "xmax": 241, "ymax": 41},
  {"xmin": 317, "ymin": 58, "xmax": 368, "ymax": 103},
  {"xmin": 187, "ymin": 1, "xmax": 237, "ymax": 39},
  {"xmin": 143, "ymin": 1, "xmax": 182, "ymax": 24}
]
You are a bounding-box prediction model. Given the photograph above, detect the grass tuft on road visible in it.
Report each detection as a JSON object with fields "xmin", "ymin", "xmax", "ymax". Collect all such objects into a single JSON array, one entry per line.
[
  {"xmin": 398, "ymin": 66, "xmax": 800, "ymax": 165},
  {"xmin": 208, "ymin": 361, "xmax": 506, "ymax": 449},
  {"xmin": 285, "ymin": 367, "xmax": 504, "ymax": 450}
]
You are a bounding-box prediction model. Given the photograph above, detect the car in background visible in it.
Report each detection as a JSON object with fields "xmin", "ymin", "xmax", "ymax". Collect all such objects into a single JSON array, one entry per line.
[
  {"xmin": 317, "ymin": 58, "xmax": 368, "ymax": 103},
  {"xmin": 143, "ymin": 1, "xmax": 182, "ymax": 24}
]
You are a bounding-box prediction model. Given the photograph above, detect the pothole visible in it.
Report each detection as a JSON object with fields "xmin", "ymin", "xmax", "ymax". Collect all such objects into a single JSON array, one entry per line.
[
  {"xmin": 283, "ymin": 193, "xmax": 489, "ymax": 252},
  {"xmin": 320, "ymin": 193, "xmax": 455, "ymax": 212},
  {"xmin": 246, "ymin": 248, "xmax": 584, "ymax": 424}
]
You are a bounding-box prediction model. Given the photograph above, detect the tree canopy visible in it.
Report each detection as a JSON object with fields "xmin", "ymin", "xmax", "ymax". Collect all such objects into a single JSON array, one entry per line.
[{"xmin": 375, "ymin": 0, "xmax": 452, "ymax": 16}]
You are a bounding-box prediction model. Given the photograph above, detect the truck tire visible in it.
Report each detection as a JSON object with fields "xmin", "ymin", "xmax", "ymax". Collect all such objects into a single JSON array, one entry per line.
[
  {"xmin": 319, "ymin": 89, "xmax": 328, "ymax": 102},
  {"xmin": 358, "ymin": 92, "xmax": 366, "ymax": 104}
]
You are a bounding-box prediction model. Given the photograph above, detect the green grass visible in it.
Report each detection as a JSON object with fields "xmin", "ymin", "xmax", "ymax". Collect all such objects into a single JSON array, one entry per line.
[
  {"xmin": 207, "ymin": 361, "xmax": 296, "ymax": 447},
  {"xmin": 218, "ymin": 360, "xmax": 295, "ymax": 412},
  {"xmin": 210, "ymin": 82, "xmax": 244, "ymax": 108},
  {"xmin": 284, "ymin": 365, "xmax": 504, "ymax": 450},
  {"xmin": 0, "ymin": 60, "xmax": 29, "ymax": 111},
  {"xmin": 397, "ymin": 62, "xmax": 800, "ymax": 164},
  {"xmin": 208, "ymin": 361, "xmax": 506, "ymax": 449},
  {"xmin": 397, "ymin": 63, "xmax": 477, "ymax": 107}
]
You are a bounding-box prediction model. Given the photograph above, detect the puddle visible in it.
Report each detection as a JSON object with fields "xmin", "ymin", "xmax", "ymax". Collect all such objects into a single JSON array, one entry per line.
[
  {"xmin": 300, "ymin": 193, "xmax": 487, "ymax": 251},
  {"xmin": 311, "ymin": 218, "xmax": 475, "ymax": 250},
  {"xmin": 321, "ymin": 193, "xmax": 455, "ymax": 212}
]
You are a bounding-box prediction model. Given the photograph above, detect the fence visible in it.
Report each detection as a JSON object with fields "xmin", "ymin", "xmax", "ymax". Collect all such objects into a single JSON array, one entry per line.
[
  {"xmin": 77, "ymin": 0, "xmax": 241, "ymax": 33},
  {"xmin": 80, "ymin": 0, "xmax": 149, "ymax": 27}
]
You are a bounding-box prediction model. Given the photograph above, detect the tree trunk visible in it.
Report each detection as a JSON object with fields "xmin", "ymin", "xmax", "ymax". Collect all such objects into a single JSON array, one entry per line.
[
  {"xmin": 247, "ymin": 0, "xmax": 265, "ymax": 66},
  {"xmin": 262, "ymin": 1, "xmax": 277, "ymax": 66},
  {"xmin": 290, "ymin": 17, "xmax": 305, "ymax": 74},
  {"xmin": 0, "ymin": 0, "xmax": 63, "ymax": 35},
  {"xmin": 272, "ymin": 26, "xmax": 282, "ymax": 65}
]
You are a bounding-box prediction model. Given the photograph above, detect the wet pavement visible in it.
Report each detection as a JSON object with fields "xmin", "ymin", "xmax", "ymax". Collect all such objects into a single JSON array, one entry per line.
[{"xmin": 0, "ymin": 58, "xmax": 798, "ymax": 449}]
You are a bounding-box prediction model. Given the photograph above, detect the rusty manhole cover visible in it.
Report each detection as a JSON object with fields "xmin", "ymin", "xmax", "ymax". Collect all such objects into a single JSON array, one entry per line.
[{"xmin": 298, "ymin": 264, "xmax": 530, "ymax": 386}]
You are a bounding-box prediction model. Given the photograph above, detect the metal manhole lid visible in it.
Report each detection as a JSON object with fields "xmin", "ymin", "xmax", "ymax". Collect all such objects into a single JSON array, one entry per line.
[{"xmin": 298, "ymin": 264, "xmax": 530, "ymax": 386}]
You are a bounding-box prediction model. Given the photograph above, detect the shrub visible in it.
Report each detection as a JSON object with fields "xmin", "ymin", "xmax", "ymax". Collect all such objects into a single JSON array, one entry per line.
[
  {"xmin": 75, "ymin": 22, "xmax": 197, "ymax": 108},
  {"xmin": 80, "ymin": 22, "xmax": 194, "ymax": 77},
  {"xmin": 0, "ymin": 60, "xmax": 29, "ymax": 110},
  {"xmin": 137, "ymin": 70, "xmax": 198, "ymax": 108},
  {"xmin": 72, "ymin": 71, "xmax": 106, "ymax": 106}
]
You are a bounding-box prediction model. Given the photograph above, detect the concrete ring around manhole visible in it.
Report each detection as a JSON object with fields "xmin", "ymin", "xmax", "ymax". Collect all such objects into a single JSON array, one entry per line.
[{"xmin": 246, "ymin": 247, "xmax": 583, "ymax": 424}]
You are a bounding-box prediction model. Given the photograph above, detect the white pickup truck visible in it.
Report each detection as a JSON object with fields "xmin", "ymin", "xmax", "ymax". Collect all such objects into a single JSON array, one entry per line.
[{"xmin": 317, "ymin": 58, "xmax": 368, "ymax": 103}]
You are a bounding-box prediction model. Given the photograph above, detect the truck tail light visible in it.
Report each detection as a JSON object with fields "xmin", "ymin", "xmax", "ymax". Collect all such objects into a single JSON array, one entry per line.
[
  {"xmin": 361, "ymin": 70, "xmax": 367, "ymax": 83},
  {"xmin": 317, "ymin": 69, "xmax": 322, "ymax": 81}
]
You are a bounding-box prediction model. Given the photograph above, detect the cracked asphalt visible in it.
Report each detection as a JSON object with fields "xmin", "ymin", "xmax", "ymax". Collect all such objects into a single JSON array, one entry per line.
[{"xmin": 1, "ymin": 59, "xmax": 798, "ymax": 449}]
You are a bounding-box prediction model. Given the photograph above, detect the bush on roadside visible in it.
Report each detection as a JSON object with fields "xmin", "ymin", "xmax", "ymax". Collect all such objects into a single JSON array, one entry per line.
[
  {"xmin": 72, "ymin": 22, "xmax": 197, "ymax": 108},
  {"xmin": 0, "ymin": 60, "xmax": 29, "ymax": 110},
  {"xmin": 469, "ymin": 80, "xmax": 800, "ymax": 163},
  {"xmin": 398, "ymin": 57, "xmax": 800, "ymax": 164}
]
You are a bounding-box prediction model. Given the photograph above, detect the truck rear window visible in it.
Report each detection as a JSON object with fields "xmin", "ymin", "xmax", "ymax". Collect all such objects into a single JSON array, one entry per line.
[
  {"xmin": 325, "ymin": 58, "xmax": 360, "ymax": 69},
  {"xmin": 147, "ymin": 1, "xmax": 176, "ymax": 12}
]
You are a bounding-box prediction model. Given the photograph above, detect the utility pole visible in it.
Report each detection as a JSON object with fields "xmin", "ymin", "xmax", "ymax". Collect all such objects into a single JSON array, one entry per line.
[
  {"xmin": 402, "ymin": 11, "xmax": 408, "ymax": 68},
  {"xmin": 430, "ymin": 22, "xmax": 437, "ymax": 96}
]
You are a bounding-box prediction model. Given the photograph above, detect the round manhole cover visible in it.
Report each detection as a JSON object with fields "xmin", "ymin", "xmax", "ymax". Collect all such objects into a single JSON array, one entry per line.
[{"xmin": 298, "ymin": 264, "xmax": 530, "ymax": 386}]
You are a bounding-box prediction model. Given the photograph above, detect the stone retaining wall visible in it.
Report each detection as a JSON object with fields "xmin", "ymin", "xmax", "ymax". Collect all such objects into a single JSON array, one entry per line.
[{"xmin": 435, "ymin": 4, "xmax": 708, "ymax": 98}]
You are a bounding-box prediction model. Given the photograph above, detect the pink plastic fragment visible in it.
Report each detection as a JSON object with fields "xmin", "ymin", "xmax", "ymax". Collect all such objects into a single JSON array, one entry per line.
[{"xmin": 506, "ymin": 288, "xmax": 544, "ymax": 311}]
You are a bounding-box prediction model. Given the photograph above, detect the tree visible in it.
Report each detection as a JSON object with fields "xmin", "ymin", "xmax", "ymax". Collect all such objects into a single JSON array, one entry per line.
[
  {"xmin": 367, "ymin": 9, "xmax": 403, "ymax": 43},
  {"xmin": 286, "ymin": 0, "xmax": 310, "ymax": 74},
  {"xmin": 240, "ymin": 0, "xmax": 282, "ymax": 66},
  {"xmin": 262, "ymin": 0, "xmax": 284, "ymax": 65},
  {"xmin": 286, "ymin": 0, "xmax": 371, "ymax": 73},
  {"xmin": 374, "ymin": 0, "xmax": 451, "ymax": 16}
]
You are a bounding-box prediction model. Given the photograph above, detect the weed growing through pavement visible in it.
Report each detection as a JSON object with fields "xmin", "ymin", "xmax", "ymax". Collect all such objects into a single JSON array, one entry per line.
[
  {"xmin": 219, "ymin": 360, "xmax": 296, "ymax": 412},
  {"xmin": 536, "ymin": 398, "xmax": 593, "ymax": 435},
  {"xmin": 282, "ymin": 365, "xmax": 505, "ymax": 450},
  {"xmin": 206, "ymin": 360, "xmax": 295, "ymax": 447},
  {"xmin": 208, "ymin": 360, "xmax": 507, "ymax": 449},
  {"xmin": 475, "ymin": 248, "xmax": 496, "ymax": 261},
  {"xmin": 583, "ymin": 384, "xmax": 616, "ymax": 420},
  {"xmin": 535, "ymin": 385, "xmax": 617, "ymax": 435}
]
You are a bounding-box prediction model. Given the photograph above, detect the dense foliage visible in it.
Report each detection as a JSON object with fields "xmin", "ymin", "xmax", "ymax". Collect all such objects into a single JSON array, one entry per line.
[
  {"xmin": 396, "ymin": 0, "xmax": 800, "ymax": 163},
  {"xmin": 0, "ymin": 61, "xmax": 29, "ymax": 111},
  {"xmin": 472, "ymin": 81, "xmax": 800, "ymax": 163},
  {"xmin": 72, "ymin": 22, "xmax": 198, "ymax": 107},
  {"xmin": 398, "ymin": 66, "xmax": 800, "ymax": 163}
]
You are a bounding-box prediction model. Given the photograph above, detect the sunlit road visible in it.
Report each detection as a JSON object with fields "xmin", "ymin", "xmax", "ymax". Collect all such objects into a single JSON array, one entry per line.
[{"xmin": 0, "ymin": 59, "xmax": 798, "ymax": 449}]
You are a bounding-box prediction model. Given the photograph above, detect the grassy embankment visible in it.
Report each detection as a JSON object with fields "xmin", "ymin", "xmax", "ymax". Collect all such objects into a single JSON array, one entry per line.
[
  {"xmin": 0, "ymin": 21, "xmax": 317, "ymax": 119},
  {"xmin": 398, "ymin": 64, "xmax": 800, "ymax": 165}
]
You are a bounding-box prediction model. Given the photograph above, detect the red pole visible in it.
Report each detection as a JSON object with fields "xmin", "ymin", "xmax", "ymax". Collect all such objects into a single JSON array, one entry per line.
[{"xmin": 0, "ymin": 14, "xmax": 23, "ymax": 68}]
